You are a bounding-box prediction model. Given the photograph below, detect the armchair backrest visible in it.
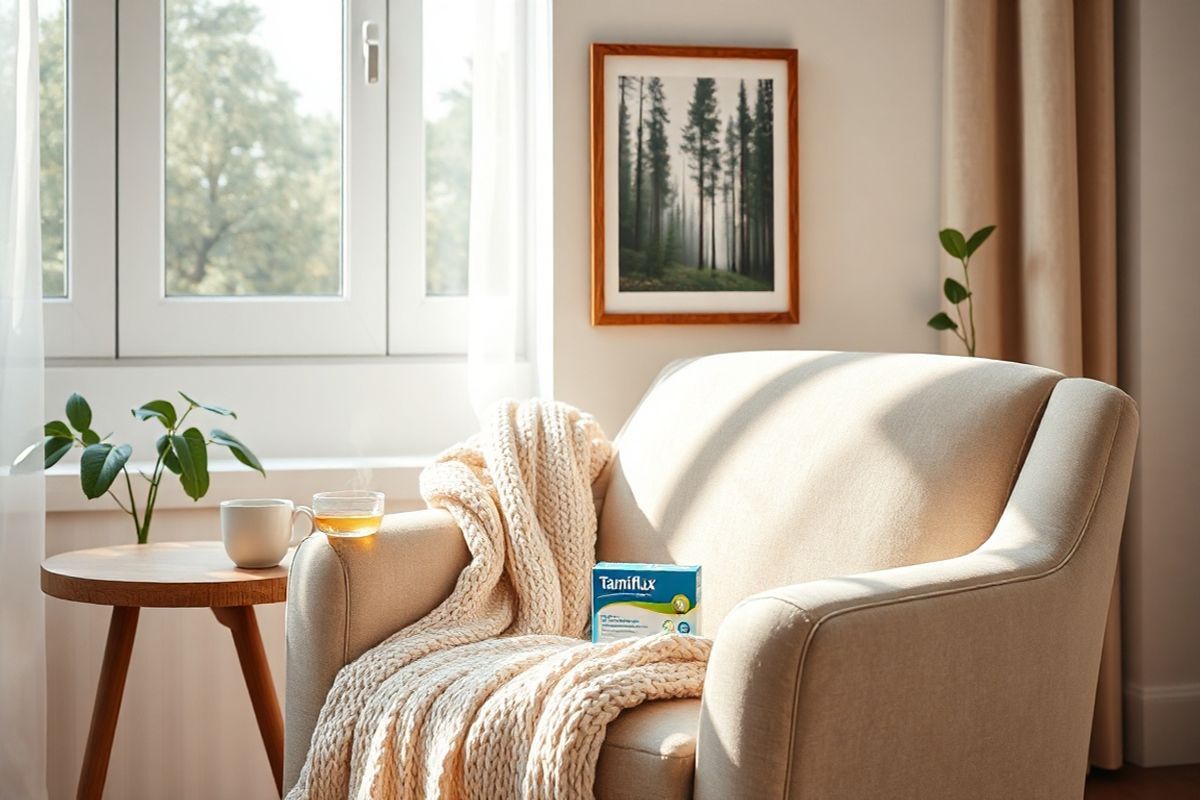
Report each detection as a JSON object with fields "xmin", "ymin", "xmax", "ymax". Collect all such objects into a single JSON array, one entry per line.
[{"xmin": 596, "ymin": 351, "xmax": 1064, "ymax": 632}]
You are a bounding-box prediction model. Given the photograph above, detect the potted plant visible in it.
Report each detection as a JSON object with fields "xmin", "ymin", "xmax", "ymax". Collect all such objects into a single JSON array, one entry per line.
[
  {"xmin": 14, "ymin": 392, "xmax": 264, "ymax": 543},
  {"xmin": 927, "ymin": 224, "xmax": 996, "ymax": 357}
]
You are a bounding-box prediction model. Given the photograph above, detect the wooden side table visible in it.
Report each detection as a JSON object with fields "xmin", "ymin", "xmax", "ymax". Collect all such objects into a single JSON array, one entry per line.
[{"xmin": 41, "ymin": 541, "xmax": 290, "ymax": 800}]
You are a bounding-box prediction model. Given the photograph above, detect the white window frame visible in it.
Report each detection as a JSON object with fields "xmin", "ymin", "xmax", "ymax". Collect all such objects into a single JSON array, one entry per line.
[
  {"xmin": 45, "ymin": 0, "xmax": 478, "ymax": 361},
  {"xmin": 116, "ymin": 0, "xmax": 388, "ymax": 357},
  {"xmin": 387, "ymin": 0, "xmax": 467, "ymax": 355},
  {"xmin": 42, "ymin": 0, "xmax": 116, "ymax": 358},
  {"xmin": 39, "ymin": 0, "xmax": 549, "ymax": 463}
]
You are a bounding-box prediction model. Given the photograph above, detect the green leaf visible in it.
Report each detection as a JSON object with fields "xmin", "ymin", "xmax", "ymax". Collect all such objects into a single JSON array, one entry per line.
[
  {"xmin": 80, "ymin": 443, "xmax": 132, "ymax": 499},
  {"xmin": 13, "ymin": 436, "xmax": 73, "ymax": 471},
  {"xmin": 965, "ymin": 224, "xmax": 996, "ymax": 256},
  {"xmin": 943, "ymin": 277, "xmax": 970, "ymax": 304},
  {"xmin": 43, "ymin": 436, "xmax": 75, "ymax": 469},
  {"xmin": 927, "ymin": 312, "xmax": 959, "ymax": 331},
  {"xmin": 44, "ymin": 420, "xmax": 73, "ymax": 438},
  {"xmin": 81, "ymin": 429, "xmax": 101, "ymax": 445},
  {"xmin": 156, "ymin": 434, "xmax": 182, "ymax": 475},
  {"xmin": 938, "ymin": 228, "xmax": 967, "ymax": 259},
  {"xmin": 65, "ymin": 393, "xmax": 92, "ymax": 433},
  {"xmin": 210, "ymin": 429, "xmax": 265, "ymax": 476},
  {"xmin": 178, "ymin": 392, "xmax": 236, "ymax": 419},
  {"xmin": 133, "ymin": 400, "xmax": 178, "ymax": 429},
  {"xmin": 170, "ymin": 428, "xmax": 209, "ymax": 500},
  {"xmin": 12, "ymin": 440, "xmax": 41, "ymax": 470}
]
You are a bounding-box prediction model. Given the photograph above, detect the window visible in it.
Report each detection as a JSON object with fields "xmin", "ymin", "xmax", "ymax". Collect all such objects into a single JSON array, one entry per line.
[
  {"xmin": 40, "ymin": 0, "xmax": 116, "ymax": 358},
  {"xmin": 387, "ymin": 0, "xmax": 472, "ymax": 353},
  {"xmin": 118, "ymin": 0, "xmax": 384, "ymax": 356},
  {"xmin": 42, "ymin": 0, "xmax": 479, "ymax": 358},
  {"xmin": 422, "ymin": 1, "xmax": 473, "ymax": 298},
  {"xmin": 38, "ymin": 0, "xmax": 66, "ymax": 298},
  {"xmin": 163, "ymin": 0, "xmax": 342, "ymax": 298}
]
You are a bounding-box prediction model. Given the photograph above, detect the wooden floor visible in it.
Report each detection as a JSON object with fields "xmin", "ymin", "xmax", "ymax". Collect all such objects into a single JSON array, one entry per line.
[{"xmin": 1085, "ymin": 764, "xmax": 1200, "ymax": 799}]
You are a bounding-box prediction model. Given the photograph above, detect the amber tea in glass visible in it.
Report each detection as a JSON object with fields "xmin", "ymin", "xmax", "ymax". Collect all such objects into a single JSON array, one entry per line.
[{"xmin": 312, "ymin": 490, "xmax": 384, "ymax": 538}]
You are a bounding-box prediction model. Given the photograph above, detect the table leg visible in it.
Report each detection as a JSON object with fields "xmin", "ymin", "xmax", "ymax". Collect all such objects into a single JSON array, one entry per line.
[
  {"xmin": 212, "ymin": 605, "xmax": 284, "ymax": 796},
  {"xmin": 77, "ymin": 606, "xmax": 140, "ymax": 800}
]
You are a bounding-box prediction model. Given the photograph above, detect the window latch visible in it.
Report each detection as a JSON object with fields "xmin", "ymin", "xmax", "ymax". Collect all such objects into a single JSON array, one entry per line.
[{"xmin": 362, "ymin": 22, "xmax": 380, "ymax": 85}]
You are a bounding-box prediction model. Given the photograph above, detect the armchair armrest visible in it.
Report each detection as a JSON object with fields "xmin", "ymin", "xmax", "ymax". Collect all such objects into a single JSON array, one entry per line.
[
  {"xmin": 695, "ymin": 379, "xmax": 1137, "ymax": 800},
  {"xmin": 283, "ymin": 509, "xmax": 469, "ymax": 793}
]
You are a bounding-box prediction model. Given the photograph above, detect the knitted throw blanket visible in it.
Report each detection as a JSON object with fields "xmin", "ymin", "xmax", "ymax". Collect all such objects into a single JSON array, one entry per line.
[{"xmin": 287, "ymin": 400, "xmax": 711, "ymax": 800}]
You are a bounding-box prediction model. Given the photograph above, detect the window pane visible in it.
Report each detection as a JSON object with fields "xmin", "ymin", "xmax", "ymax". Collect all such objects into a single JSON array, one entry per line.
[
  {"xmin": 423, "ymin": 0, "xmax": 473, "ymax": 297},
  {"xmin": 39, "ymin": 0, "xmax": 67, "ymax": 298},
  {"xmin": 164, "ymin": 0, "xmax": 341, "ymax": 296}
]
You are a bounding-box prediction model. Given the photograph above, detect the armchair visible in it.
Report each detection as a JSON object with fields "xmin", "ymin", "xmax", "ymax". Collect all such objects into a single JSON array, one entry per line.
[{"xmin": 284, "ymin": 351, "xmax": 1137, "ymax": 799}]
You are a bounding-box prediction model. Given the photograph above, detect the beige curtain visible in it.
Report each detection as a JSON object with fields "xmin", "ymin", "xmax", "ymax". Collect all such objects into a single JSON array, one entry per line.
[{"xmin": 942, "ymin": 0, "xmax": 1123, "ymax": 768}]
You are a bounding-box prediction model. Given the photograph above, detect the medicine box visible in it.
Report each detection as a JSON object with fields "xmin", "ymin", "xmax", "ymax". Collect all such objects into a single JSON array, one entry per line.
[{"xmin": 591, "ymin": 562, "xmax": 701, "ymax": 644}]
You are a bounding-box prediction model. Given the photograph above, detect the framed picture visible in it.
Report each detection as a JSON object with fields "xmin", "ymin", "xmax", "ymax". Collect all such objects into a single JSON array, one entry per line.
[{"xmin": 590, "ymin": 43, "xmax": 799, "ymax": 325}]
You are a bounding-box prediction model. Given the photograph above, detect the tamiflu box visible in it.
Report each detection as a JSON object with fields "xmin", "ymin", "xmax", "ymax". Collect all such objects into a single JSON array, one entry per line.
[{"xmin": 591, "ymin": 562, "xmax": 701, "ymax": 644}]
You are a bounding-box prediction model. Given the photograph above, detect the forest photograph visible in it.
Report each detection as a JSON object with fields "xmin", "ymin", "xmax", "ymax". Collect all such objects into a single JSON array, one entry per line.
[{"xmin": 615, "ymin": 73, "xmax": 777, "ymax": 293}]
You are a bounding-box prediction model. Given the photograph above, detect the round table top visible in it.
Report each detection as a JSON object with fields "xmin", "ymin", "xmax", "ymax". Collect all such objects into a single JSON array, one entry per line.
[{"xmin": 41, "ymin": 541, "xmax": 291, "ymax": 608}]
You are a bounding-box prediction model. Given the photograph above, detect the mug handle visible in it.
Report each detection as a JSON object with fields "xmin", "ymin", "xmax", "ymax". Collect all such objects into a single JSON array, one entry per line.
[{"xmin": 291, "ymin": 505, "xmax": 316, "ymax": 545}]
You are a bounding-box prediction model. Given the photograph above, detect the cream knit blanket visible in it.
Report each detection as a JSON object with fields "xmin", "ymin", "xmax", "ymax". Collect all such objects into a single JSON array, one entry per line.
[{"xmin": 287, "ymin": 399, "xmax": 711, "ymax": 800}]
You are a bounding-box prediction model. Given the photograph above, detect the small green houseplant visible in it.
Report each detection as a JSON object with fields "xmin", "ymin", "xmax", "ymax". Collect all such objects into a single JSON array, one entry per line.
[
  {"xmin": 14, "ymin": 392, "xmax": 264, "ymax": 543},
  {"xmin": 927, "ymin": 224, "xmax": 996, "ymax": 357}
]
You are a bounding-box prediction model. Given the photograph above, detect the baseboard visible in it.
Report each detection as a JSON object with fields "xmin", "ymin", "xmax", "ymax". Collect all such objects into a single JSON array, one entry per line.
[{"xmin": 1124, "ymin": 682, "xmax": 1200, "ymax": 766}]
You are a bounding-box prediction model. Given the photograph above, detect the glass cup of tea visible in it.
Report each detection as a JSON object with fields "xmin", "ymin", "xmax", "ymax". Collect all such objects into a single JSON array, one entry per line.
[{"xmin": 311, "ymin": 490, "xmax": 385, "ymax": 538}]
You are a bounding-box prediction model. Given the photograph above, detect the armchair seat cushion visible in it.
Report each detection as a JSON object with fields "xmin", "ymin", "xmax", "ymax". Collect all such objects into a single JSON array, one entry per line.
[{"xmin": 595, "ymin": 698, "xmax": 701, "ymax": 800}]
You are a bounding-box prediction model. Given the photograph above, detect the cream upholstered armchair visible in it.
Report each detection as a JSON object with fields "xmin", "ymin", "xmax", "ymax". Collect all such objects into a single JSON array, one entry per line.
[{"xmin": 284, "ymin": 351, "xmax": 1137, "ymax": 799}]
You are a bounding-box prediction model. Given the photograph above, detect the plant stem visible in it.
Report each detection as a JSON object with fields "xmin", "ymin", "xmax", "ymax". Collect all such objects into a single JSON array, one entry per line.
[
  {"xmin": 106, "ymin": 490, "xmax": 131, "ymax": 515},
  {"xmin": 122, "ymin": 467, "xmax": 143, "ymax": 543},
  {"xmin": 952, "ymin": 294, "xmax": 969, "ymax": 351},
  {"xmin": 952, "ymin": 326, "xmax": 969, "ymax": 351},
  {"xmin": 139, "ymin": 450, "xmax": 168, "ymax": 543},
  {"xmin": 962, "ymin": 255, "xmax": 977, "ymax": 357}
]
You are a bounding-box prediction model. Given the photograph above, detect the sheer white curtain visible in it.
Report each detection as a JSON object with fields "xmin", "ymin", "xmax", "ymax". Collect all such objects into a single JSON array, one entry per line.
[
  {"xmin": 466, "ymin": 0, "xmax": 551, "ymax": 413},
  {"xmin": 0, "ymin": 0, "xmax": 47, "ymax": 796}
]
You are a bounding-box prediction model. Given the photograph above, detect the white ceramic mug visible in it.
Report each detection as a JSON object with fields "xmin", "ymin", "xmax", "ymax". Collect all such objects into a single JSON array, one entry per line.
[{"xmin": 220, "ymin": 498, "xmax": 314, "ymax": 568}]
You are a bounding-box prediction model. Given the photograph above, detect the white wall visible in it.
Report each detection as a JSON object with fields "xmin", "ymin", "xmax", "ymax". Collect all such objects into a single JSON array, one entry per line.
[
  {"xmin": 44, "ymin": 2, "xmax": 948, "ymax": 796},
  {"xmin": 1116, "ymin": 0, "xmax": 1200, "ymax": 768},
  {"xmin": 551, "ymin": 0, "xmax": 943, "ymax": 432}
]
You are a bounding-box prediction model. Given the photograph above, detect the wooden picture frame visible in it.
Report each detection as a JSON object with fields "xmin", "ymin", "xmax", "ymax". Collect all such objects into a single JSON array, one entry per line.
[{"xmin": 590, "ymin": 43, "xmax": 799, "ymax": 325}]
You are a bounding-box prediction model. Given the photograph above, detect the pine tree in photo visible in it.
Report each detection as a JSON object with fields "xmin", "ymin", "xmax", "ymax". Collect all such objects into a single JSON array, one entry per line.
[
  {"xmin": 678, "ymin": 158, "xmax": 691, "ymax": 266},
  {"xmin": 617, "ymin": 76, "xmax": 634, "ymax": 252},
  {"xmin": 680, "ymin": 78, "xmax": 720, "ymax": 269},
  {"xmin": 664, "ymin": 205, "xmax": 682, "ymax": 268},
  {"xmin": 707, "ymin": 145, "xmax": 719, "ymax": 270},
  {"xmin": 633, "ymin": 77, "xmax": 647, "ymax": 252},
  {"xmin": 723, "ymin": 116, "xmax": 738, "ymax": 273},
  {"xmin": 753, "ymin": 79, "xmax": 775, "ymax": 279},
  {"xmin": 736, "ymin": 80, "xmax": 752, "ymax": 275},
  {"xmin": 645, "ymin": 77, "xmax": 672, "ymax": 275}
]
